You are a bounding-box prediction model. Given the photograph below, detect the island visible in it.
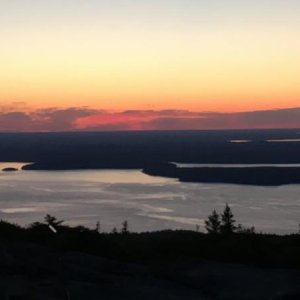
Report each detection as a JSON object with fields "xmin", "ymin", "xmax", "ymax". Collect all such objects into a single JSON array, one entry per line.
[
  {"xmin": 2, "ymin": 167, "xmax": 18, "ymax": 172},
  {"xmin": 143, "ymin": 162, "xmax": 300, "ymax": 186}
]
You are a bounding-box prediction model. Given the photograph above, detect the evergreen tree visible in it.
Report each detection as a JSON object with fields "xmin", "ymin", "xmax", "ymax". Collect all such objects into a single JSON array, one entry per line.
[
  {"xmin": 111, "ymin": 227, "xmax": 118, "ymax": 234},
  {"xmin": 95, "ymin": 221, "xmax": 101, "ymax": 233},
  {"xmin": 205, "ymin": 210, "xmax": 221, "ymax": 234},
  {"xmin": 44, "ymin": 214, "xmax": 64, "ymax": 227},
  {"xmin": 236, "ymin": 224, "xmax": 255, "ymax": 234},
  {"xmin": 121, "ymin": 220, "xmax": 129, "ymax": 235},
  {"xmin": 220, "ymin": 204, "xmax": 236, "ymax": 234}
]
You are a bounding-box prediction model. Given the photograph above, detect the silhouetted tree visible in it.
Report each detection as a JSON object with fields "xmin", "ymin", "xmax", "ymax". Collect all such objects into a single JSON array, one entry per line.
[
  {"xmin": 121, "ymin": 220, "xmax": 129, "ymax": 235},
  {"xmin": 111, "ymin": 227, "xmax": 118, "ymax": 234},
  {"xmin": 95, "ymin": 221, "xmax": 101, "ymax": 233},
  {"xmin": 205, "ymin": 210, "xmax": 221, "ymax": 234},
  {"xmin": 220, "ymin": 204, "xmax": 236, "ymax": 234},
  {"xmin": 28, "ymin": 221, "xmax": 44, "ymax": 229},
  {"xmin": 236, "ymin": 224, "xmax": 255, "ymax": 234},
  {"xmin": 44, "ymin": 214, "xmax": 64, "ymax": 227}
]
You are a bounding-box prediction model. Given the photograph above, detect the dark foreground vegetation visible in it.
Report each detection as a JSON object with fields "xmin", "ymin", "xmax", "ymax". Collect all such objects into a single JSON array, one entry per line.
[
  {"xmin": 1, "ymin": 217, "xmax": 299, "ymax": 269},
  {"xmin": 0, "ymin": 208, "xmax": 299, "ymax": 299}
]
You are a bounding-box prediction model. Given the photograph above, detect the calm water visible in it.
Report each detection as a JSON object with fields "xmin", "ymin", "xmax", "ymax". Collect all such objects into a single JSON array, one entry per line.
[
  {"xmin": 0, "ymin": 163, "xmax": 299, "ymax": 234},
  {"xmin": 175, "ymin": 163, "xmax": 300, "ymax": 168}
]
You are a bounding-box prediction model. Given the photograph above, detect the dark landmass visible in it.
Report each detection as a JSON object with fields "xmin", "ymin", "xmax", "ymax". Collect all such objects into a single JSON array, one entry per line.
[
  {"xmin": 0, "ymin": 129, "xmax": 298, "ymax": 170},
  {"xmin": 143, "ymin": 163, "xmax": 300, "ymax": 186},
  {"xmin": 0, "ymin": 129, "xmax": 293, "ymax": 185},
  {"xmin": 143, "ymin": 161, "xmax": 179, "ymax": 178},
  {"xmin": 22, "ymin": 161, "xmax": 142, "ymax": 171},
  {"xmin": 2, "ymin": 167, "xmax": 18, "ymax": 172},
  {"xmin": 0, "ymin": 219, "xmax": 299, "ymax": 299}
]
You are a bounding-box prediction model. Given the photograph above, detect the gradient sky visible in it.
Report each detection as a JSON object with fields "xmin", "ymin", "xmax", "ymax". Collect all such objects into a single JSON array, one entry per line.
[{"xmin": 1, "ymin": 1, "xmax": 300, "ymax": 130}]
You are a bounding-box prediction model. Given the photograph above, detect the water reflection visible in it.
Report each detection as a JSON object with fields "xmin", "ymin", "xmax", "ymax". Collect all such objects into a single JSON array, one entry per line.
[
  {"xmin": 0, "ymin": 162, "xmax": 31, "ymax": 170},
  {"xmin": 0, "ymin": 168, "xmax": 299, "ymax": 234},
  {"xmin": 174, "ymin": 163, "xmax": 300, "ymax": 168},
  {"xmin": 266, "ymin": 139, "xmax": 300, "ymax": 143},
  {"xmin": 229, "ymin": 140, "xmax": 252, "ymax": 143}
]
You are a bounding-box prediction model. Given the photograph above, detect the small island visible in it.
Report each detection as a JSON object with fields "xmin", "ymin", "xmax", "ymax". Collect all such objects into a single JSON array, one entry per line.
[{"xmin": 2, "ymin": 167, "xmax": 18, "ymax": 172}]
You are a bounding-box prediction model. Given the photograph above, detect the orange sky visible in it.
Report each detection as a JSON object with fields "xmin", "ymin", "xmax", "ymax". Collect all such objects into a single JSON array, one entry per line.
[{"xmin": 1, "ymin": 1, "xmax": 300, "ymax": 118}]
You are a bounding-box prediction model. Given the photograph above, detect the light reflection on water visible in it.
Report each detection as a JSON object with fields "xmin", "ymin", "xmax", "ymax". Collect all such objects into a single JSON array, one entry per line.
[
  {"xmin": 0, "ymin": 162, "xmax": 31, "ymax": 170},
  {"xmin": 175, "ymin": 163, "xmax": 300, "ymax": 168},
  {"xmin": 229, "ymin": 140, "xmax": 252, "ymax": 143},
  {"xmin": 266, "ymin": 139, "xmax": 300, "ymax": 143},
  {"xmin": 229, "ymin": 139, "xmax": 300, "ymax": 143},
  {"xmin": 0, "ymin": 169, "xmax": 299, "ymax": 234}
]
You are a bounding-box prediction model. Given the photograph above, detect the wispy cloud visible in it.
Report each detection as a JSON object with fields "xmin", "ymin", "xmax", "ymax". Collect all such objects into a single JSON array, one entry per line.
[{"xmin": 0, "ymin": 105, "xmax": 300, "ymax": 132}]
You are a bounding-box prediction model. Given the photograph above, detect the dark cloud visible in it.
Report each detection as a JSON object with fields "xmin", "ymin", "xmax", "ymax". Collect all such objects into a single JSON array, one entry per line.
[
  {"xmin": 0, "ymin": 112, "xmax": 33, "ymax": 131},
  {"xmin": 33, "ymin": 107, "xmax": 98, "ymax": 131},
  {"xmin": 233, "ymin": 108, "xmax": 300, "ymax": 128},
  {"xmin": 144, "ymin": 108, "xmax": 300, "ymax": 130},
  {"xmin": 0, "ymin": 107, "xmax": 98, "ymax": 132},
  {"xmin": 121, "ymin": 109, "xmax": 200, "ymax": 117},
  {"xmin": 0, "ymin": 105, "xmax": 299, "ymax": 132}
]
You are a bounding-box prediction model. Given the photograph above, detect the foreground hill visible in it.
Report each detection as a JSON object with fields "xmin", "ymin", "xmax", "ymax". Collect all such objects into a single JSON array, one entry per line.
[
  {"xmin": 0, "ymin": 220, "xmax": 299, "ymax": 299},
  {"xmin": 1, "ymin": 242, "xmax": 299, "ymax": 300}
]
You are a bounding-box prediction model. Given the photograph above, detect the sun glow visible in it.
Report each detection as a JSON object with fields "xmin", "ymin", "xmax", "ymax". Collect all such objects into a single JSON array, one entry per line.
[{"xmin": 1, "ymin": 0, "xmax": 300, "ymax": 127}]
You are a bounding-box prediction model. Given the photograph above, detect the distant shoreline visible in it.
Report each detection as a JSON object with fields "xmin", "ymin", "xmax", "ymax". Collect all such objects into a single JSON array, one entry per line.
[
  {"xmin": 143, "ymin": 162, "xmax": 300, "ymax": 186},
  {"xmin": 22, "ymin": 162, "xmax": 143, "ymax": 171},
  {"xmin": 20, "ymin": 161, "xmax": 300, "ymax": 186}
]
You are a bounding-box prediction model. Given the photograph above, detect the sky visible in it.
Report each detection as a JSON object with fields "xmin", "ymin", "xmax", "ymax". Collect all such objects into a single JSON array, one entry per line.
[{"xmin": 1, "ymin": 0, "xmax": 300, "ymax": 131}]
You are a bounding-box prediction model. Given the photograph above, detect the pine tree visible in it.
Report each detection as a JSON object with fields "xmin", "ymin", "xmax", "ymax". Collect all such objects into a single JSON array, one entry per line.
[
  {"xmin": 44, "ymin": 214, "xmax": 64, "ymax": 227},
  {"xmin": 205, "ymin": 210, "xmax": 221, "ymax": 234},
  {"xmin": 111, "ymin": 227, "xmax": 118, "ymax": 234},
  {"xmin": 121, "ymin": 220, "xmax": 129, "ymax": 235},
  {"xmin": 95, "ymin": 221, "xmax": 101, "ymax": 233},
  {"xmin": 220, "ymin": 204, "xmax": 236, "ymax": 234}
]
